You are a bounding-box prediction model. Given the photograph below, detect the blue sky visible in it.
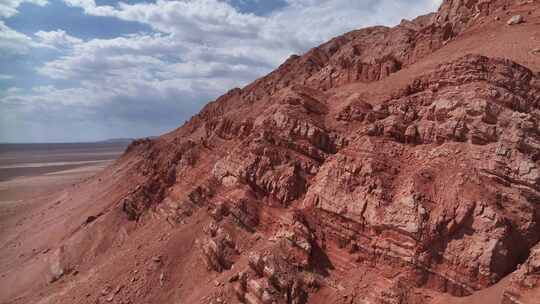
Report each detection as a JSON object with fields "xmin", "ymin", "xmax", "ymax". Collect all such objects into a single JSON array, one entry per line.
[{"xmin": 0, "ymin": 0, "xmax": 442, "ymax": 143}]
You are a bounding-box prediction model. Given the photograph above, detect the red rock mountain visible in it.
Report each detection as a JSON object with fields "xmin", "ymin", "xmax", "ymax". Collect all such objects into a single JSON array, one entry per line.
[{"xmin": 1, "ymin": 0, "xmax": 540, "ymax": 303}]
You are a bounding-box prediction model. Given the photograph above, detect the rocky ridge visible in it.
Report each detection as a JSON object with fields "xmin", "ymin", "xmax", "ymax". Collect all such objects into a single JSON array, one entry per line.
[{"xmin": 3, "ymin": 0, "xmax": 540, "ymax": 304}]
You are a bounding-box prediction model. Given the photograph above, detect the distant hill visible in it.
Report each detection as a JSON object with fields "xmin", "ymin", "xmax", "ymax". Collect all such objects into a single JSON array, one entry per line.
[{"xmin": 98, "ymin": 138, "xmax": 135, "ymax": 144}]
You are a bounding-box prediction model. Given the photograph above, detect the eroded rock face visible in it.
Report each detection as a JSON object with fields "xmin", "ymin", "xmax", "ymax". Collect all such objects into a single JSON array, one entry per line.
[
  {"xmin": 302, "ymin": 55, "xmax": 540, "ymax": 298},
  {"xmin": 110, "ymin": 51, "xmax": 540, "ymax": 304},
  {"xmin": 117, "ymin": 53, "xmax": 539, "ymax": 303},
  {"xmin": 209, "ymin": 86, "xmax": 346, "ymax": 206},
  {"xmin": 354, "ymin": 55, "xmax": 540, "ymax": 148},
  {"xmin": 121, "ymin": 139, "xmax": 201, "ymax": 220},
  {"xmin": 199, "ymin": 222, "xmax": 237, "ymax": 272},
  {"xmin": 502, "ymin": 243, "xmax": 540, "ymax": 304},
  {"xmin": 234, "ymin": 214, "xmax": 316, "ymax": 304}
]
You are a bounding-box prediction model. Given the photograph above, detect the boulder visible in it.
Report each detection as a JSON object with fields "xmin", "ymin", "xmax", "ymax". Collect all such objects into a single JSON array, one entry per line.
[{"xmin": 507, "ymin": 15, "xmax": 524, "ymax": 25}]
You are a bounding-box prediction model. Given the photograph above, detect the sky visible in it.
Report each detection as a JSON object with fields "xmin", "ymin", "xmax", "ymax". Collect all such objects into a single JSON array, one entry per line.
[{"xmin": 0, "ymin": 0, "xmax": 443, "ymax": 143}]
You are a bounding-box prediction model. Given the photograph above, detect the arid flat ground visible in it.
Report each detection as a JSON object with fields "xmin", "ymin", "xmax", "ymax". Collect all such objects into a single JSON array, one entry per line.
[
  {"xmin": 0, "ymin": 142, "xmax": 126, "ymax": 198},
  {"xmin": 0, "ymin": 143, "xmax": 126, "ymax": 245}
]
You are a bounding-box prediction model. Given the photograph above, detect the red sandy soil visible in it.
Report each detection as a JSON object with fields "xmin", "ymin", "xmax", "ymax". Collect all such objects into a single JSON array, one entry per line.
[{"xmin": 1, "ymin": 1, "xmax": 540, "ymax": 304}]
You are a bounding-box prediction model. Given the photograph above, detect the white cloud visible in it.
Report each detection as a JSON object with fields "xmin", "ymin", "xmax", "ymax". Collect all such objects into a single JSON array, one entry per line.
[
  {"xmin": 33, "ymin": 0, "xmax": 443, "ymax": 103},
  {"xmin": 0, "ymin": 74, "xmax": 14, "ymax": 80},
  {"xmin": 11, "ymin": 85, "xmax": 115, "ymax": 106},
  {"xmin": 0, "ymin": 0, "xmax": 50, "ymax": 55},
  {"xmin": 35, "ymin": 29, "xmax": 83, "ymax": 48},
  {"xmin": 0, "ymin": 0, "xmax": 47, "ymax": 18},
  {"xmin": 61, "ymin": 0, "xmax": 442, "ymax": 50},
  {"xmin": 35, "ymin": 30, "xmax": 273, "ymax": 103},
  {"xmin": 63, "ymin": 0, "xmax": 116, "ymax": 16},
  {"xmin": 0, "ymin": 21, "xmax": 37, "ymax": 55},
  {"xmin": 265, "ymin": 0, "xmax": 443, "ymax": 48}
]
